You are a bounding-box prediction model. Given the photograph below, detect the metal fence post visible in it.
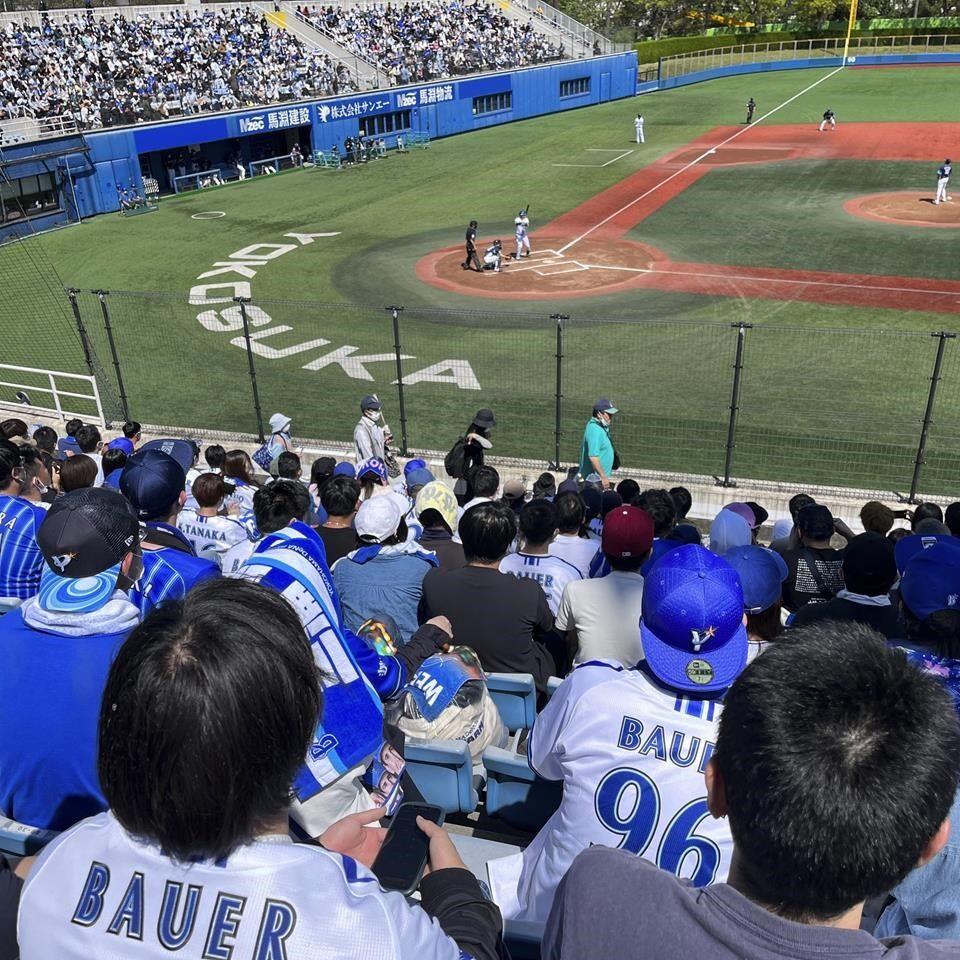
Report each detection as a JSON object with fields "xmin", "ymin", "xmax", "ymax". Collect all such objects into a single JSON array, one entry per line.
[
  {"xmin": 719, "ymin": 322, "xmax": 751, "ymax": 488},
  {"xmin": 234, "ymin": 298, "xmax": 266, "ymax": 442},
  {"xmin": 92, "ymin": 289, "xmax": 130, "ymax": 422},
  {"xmin": 386, "ymin": 305, "xmax": 409, "ymax": 456},
  {"xmin": 908, "ymin": 331, "xmax": 955, "ymax": 503},
  {"xmin": 65, "ymin": 288, "xmax": 96, "ymax": 380},
  {"xmin": 551, "ymin": 313, "xmax": 568, "ymax": 469}
]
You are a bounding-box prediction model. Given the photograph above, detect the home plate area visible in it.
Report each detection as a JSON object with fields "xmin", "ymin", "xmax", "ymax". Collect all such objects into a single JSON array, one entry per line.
[{"xmin": 420, "ymin": 238, "xmax": 659, "ymax": 299}]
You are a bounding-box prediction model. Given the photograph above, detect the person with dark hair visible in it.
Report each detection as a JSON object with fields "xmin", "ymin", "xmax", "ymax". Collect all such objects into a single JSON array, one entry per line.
[
  {"xmin": 222, "ymin": 480, "xmax": 312, "ymax": 575},
  {"xmin": 780, "ymin": 503, "xmax": 845, "ymax": 613},
  {"xmin": 556, "ymin": 505, "xmax": 653, "ymax": 667},
  {"xmin": 493, "ymin": 544, "xmax": 746, "ymax": 925},
  {"xmin": 421, "ymin": 501, "xmax": 556, "ymax": 689},
  {"xmin": 100, "ymin": 446, "xmax": 127, "ymax": 489},
  {"xmin": 946, "ymin": 501, "xmax": 960, "ymax": 537},
  {"xmin": 236, "ymin": 500, "xmax": 452, "ymax": 832},
  {"xmin": 861, "ymin": 500, "xmax": 896, "ymax": 536},
  {"xmin": 74, "ymin": 422, "xmax": 103, "ymax": 485},
  {"xmin": 460, "ymin": 463, "xmax": 500, "ymax": 516},
  {"xmin": 768, "ymin": 492, "xmax": 816, "ymax": 555},
  {"xmin": 533, "ymin": 471, "xmax": 557, "ymax": 500},
  {"xmin": 630, "ymin": 487, "xmax": 678, "ymax": 573},
  {"xmin": 204, "ymin": 442, "xmax": 226, "ymax": 473},
  {"xmin": 415, "ymin": 481, "xmax": 466, "ymax": 572},
  {"xmin": 500, "ymin": 499, "xmax": 582, "ymax": 615},
  {"xmin": 222, "ymin": 448, "xmax": 261, "ymax": 512},
  {"xmin": 723, "ymin": 544, "xmax": 788, "ymax": 660},
  {"xmin": 616, "ymin": 478, "xmax": 640, "ymax": 503},
  {"xmin": 0, "ymin": 445, "xmax": 46, "ymax": 610},
  {"xmin": 0, "ymin": 419, "xmax": 27, "ymax": 441},
  {"xmin": 17, "ymin": 579, "xmax": 503, "ymax": 960},
  {"xmin": 669, "ymin": 485, "xmax": 693, "ymax": 521},
  {"xmin": 448, "ymin": 409, "xmax": 495, "ymax": 504},
  {"xmin": 319, "ymin": 475, "xmax": 361, "ymax": 566},
  {"xmin": 58, "ymin": 453, "xmax": 98, "ymax": 492},
  {"xmin": 308, "ymin": 454, "xmax": 337, "ymax": 523},
  {"xmin": 333, "ymin": 493, "xmax": 438, "ymax": 642},
  {"xmin": 177, "ymin": 472, "xmax": 250, "ymax": 567},
  {"xmin": 912, "ymin": 502, "xmax": 945, "ymax": 530},
  {"xmin": 13, "ymin": 448, "xmax": 52, "ymax": 510},
  {"xmin": 121, "ymin": 419, "xmax": 141, "ymax": 446},
  {"xmin": 275, "ymin": 449, "xmax": 302, "ymax": 480},
  {"xmin": 548, "ymin": 491, "xmax": 597, "ymax": 578},
  {"xmin": 120, "ymin": 449, "xmax": 219, "ymax": 618},
  {"xmin": 31, "ymin": 425, "xmax": 57, "ymax": 457},
  {"xmin": 357, "ymin": 456, "xmax": 390, "ymax": 501},
  {"xmin": 0, "ymin": 488, "xmax": 143, "ymax": 830},
  {"xmin": 789, "ymin": 532, "xmax": 900, "ymax": 637},
  {"xmin": 56, "ymin": 417, "xmax": 83, "ymax": 457},
  {"xmin": 544, "ymin": 623, "xmax": 960, "ymax": 960}
]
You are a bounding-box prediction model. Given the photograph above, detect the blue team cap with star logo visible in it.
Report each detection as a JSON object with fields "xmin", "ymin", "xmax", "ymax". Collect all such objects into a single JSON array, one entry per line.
[{"xmin": 640, "ymin": 544, "xmax": 748, "ymax": 695}]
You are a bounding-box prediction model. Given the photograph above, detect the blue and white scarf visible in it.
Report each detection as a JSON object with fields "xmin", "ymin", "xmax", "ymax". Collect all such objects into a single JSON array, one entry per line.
[{"xmin": 239, "ymin": 521, "xmax": 385, "ymax": 802}]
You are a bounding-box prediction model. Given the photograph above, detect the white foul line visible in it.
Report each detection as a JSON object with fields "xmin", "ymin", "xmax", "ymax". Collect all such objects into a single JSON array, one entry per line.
[
  {"xmin": 557, "ymin": 64, "xmax": 846, "ymax": 254},
  {"xmin": 553, "ymin": 149, "xmax": 634, "ymax": 168}
]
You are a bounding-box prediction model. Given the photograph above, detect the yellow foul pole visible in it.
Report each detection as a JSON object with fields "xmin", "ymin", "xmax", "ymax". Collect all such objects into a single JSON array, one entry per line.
[{"xmin": 842, "ymin": 0, "xmax": 859, "ymax": 64}]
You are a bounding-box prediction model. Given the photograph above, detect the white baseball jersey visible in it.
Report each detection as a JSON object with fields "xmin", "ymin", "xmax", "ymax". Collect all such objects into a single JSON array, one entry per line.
[
  {"xmin": 499, "ymin": 551, "xmax": 582, "ymax": 615},
  {"xmin": 222, "ymin": 535, "xmax": 258, "ymax": 576},
  {"xmin": 19, "ymin": 810, "xmax": 469, "ymax": 960},
  {"xmin": 177, "ymin": 510, "xmax": 250, "ymax": 567},
  {"xmin": 488, "ymin": 660, "xmax": 732, "ymax": 923},
  {"xmin": 514, "ymin": 217, "xmax": 529, "ymax": 238},
  {"xmin": 548, "ymin": 534, "xmax": 600, "ymax": 579}
]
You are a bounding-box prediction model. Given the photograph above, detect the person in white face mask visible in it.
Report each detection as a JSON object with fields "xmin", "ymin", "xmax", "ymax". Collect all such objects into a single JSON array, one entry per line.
[{"xmin": 354, "ymin": 394, "xmax": 392, "ymax": 463}]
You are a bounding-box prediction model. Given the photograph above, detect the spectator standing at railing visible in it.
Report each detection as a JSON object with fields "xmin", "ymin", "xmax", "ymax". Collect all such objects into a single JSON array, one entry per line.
[{"xmin": 579, "ymin": 398, "xmax": 618, "ymax": 488}]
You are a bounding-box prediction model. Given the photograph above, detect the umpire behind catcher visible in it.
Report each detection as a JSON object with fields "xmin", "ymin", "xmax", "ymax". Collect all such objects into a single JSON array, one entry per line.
[{"xmin": 462, "ymin": 220, "xmax": 483, "ymax": 273}]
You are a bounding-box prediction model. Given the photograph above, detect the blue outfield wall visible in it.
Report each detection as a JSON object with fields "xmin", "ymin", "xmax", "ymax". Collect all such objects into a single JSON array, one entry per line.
[{"xmin": 0, "ymin": 52, "xmax": 637, "ymax": 237}]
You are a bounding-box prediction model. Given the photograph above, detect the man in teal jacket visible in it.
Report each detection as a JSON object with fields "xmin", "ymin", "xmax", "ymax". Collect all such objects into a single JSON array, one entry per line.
[{"xmin": 579, "ymin": 398, "xmax": 618, "ymax": 488}]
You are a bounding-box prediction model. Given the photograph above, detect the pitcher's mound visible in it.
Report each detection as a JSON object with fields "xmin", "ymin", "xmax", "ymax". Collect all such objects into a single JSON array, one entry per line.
[
  {"xmin": 845, "ymin": 191, "xmax": 960, "ymax": 228},
  {"xmin": 416, "ymin": 237, "xmax": 661, "ymax": 300}
]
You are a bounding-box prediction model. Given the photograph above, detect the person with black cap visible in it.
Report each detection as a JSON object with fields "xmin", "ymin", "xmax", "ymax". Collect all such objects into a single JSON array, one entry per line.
[
  {"xmin": 447, "ymin": 410, "xmax": 496, "ymax": 505},
  {"xmin": 788, "ymin": 532, "xmax": 900, "ymax": 637},
  {"xmin": 354, "ymin": 394, "xmax": 389, "ymax": 463},
  {"xmin": 119, "ymin": 448, "xmax": 219, "ymax": 618},
  {"xmin": 780, "ymin": 503, "xmax": 846, "ymax": 613},
  {"xmin": 579, "ymin": 398, "xmax": 618, "ymax": 489},
  {"xmin": 0, "ymin": 487, "xmax": 143, "ymax": 831}
]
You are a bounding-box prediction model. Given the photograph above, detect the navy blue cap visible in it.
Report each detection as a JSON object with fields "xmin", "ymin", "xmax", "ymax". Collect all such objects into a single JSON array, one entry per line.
[
  {"xmin": 901, "ymin": 540, "xmax": 960, "ymax": 620},
  {"xmin": 139, "ymin": 438, "xmax": 198, "ymax": 473},
  {"xmin": 120, "ymin": 449, "xmax": 187, "ymax": 520},
  {"xmin": 722, "ymin": 545, "xmax": 788, "ymax": 614},
  {"xmin": 640, "ymin": 544, "xmax": 748, "ymax": 694}
]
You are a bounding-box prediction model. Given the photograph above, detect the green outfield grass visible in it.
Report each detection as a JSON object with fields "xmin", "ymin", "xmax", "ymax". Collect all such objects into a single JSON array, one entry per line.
[{"xmin": 4, "ymin": 65, "xmax": 960, "ymax": 494}]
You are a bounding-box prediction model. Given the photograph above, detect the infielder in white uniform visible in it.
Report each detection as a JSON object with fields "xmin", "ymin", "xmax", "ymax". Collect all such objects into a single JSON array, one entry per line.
[
  {"xmin": 18, "ymin": 578, "xmax": 502, "ymax": 960},
  {"xmin": 514, "ymin": 209, "xmax": 531, "ymax": 259},
  {"xmin": 488, "ymin": 544, "xmax": 747, "ymax": 923},
  {"xmin": 935, "ymin": 158, "xmax": 953, "ymax": 204},
  {"xmin": 634, "ymin": 112, "xmax": 645, "ymax": 143}
]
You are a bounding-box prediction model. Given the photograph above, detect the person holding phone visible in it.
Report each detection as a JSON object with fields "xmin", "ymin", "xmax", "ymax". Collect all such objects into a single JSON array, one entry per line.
[{"xmin": 17, "ymin": 578, "xmax": 503, "ymax": 960}]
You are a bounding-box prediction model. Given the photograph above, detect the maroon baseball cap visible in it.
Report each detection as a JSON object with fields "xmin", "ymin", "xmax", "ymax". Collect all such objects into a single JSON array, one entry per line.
[{"xmin": 602, "ymin": 505, "xmax": 654, "ymax": 559}]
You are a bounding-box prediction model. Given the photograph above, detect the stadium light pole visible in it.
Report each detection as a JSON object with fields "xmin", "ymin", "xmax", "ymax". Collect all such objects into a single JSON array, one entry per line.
[{"xmin": 386, "ymin": 306, "xmax": 409, "ymax": 456}]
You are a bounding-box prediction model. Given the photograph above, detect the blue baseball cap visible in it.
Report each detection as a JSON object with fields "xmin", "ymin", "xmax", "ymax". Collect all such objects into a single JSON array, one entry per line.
[
  {"xmin": 640, "ymin": 544, "xmax": 748, "ymax": 694},
  {"xmin": 406, "ymin": 467, "xmax": 435, "ymax": 490},
  {"xmin": 895, "ymin": 532, "xmax": 957, "ymax": 575},
  {"xmin": 357, "ymin": 457, "xmax": 388, "ymax": 483},
  {"xmin": 404, "ymin": 458, "xmax": 428, "ymax": 476},
  {"xmin": 722, "ymin": 545, "xmax": 788, "ymax": 614},
  {"xmin": 107, "ymin": 437, "xmax": 134, "ymax": 456},
  {"xmin": 333, "ymin": 461, "xmax": 356, "ymax": 478},
  {"xmin": 901, "ymin": 540, "xmax": 960, "ymax": 621},
  {"xmin": 120, "ymin": 449, "xmax": 187, "ymax": 520},
  {"xmin": 139, "ymin": 438, "xmax": 198, "ymax": 473}
]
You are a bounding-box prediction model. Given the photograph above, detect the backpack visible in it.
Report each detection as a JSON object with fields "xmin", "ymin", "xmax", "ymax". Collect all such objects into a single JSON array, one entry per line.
[
  {"xmin": 444, "ymin": 436, "xmax": 468, "ymax": 479},
  {"xmin": 251, "ymin": 438, "xmax": 275, "ymax": 472}
]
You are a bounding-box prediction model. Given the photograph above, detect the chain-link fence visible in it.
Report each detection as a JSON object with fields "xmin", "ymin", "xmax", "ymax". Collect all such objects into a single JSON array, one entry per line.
[{"xmin": 44, "ymin": 289, "xmax": 960, "ymax": 499}]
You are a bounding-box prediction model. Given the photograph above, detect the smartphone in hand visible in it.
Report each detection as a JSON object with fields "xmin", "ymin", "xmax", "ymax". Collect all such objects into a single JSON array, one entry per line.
[{"xmin": 371, "ymin": 802, "xmax": 445, "ymax": 895}]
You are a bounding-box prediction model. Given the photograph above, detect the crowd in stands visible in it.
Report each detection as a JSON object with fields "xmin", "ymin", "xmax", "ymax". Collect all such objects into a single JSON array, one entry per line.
[
  {"xmin": 299, "ymin": 1, "xmax": 564, "ymax": 84},
  {"xmin": 1, "ymin": 395, "xmax": 960, "ymax": 958},
  {"xmin": 0, "ymin": 7, "xmax": 354, "ymax": 129}
]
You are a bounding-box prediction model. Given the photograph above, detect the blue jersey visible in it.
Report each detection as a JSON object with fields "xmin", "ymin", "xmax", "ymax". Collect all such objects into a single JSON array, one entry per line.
[
  {"xmin": 0, "ymin": 495, "xmax": 47, "ymax": 601},
  {"xmin": 939, "ymin": 163, "xmax": 952, "ymax": 179},
  {"xmin": 129, "ymin": 523, "xmax": 219, "ymax": 618}
]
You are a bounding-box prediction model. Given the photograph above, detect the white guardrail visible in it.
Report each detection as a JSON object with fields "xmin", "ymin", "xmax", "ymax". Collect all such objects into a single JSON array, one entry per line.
[
  {"xmin": 658, "ymin": 32, "xmax": 960, "ymax": 76},
  {"xmin": 0, "ymin": 363, "xmax": 105, "ymax": 427}
]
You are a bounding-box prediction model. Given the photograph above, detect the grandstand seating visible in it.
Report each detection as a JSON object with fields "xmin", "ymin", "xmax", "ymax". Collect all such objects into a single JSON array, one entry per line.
[
  {"xmin": 403, "ymin": 739, "xmax": 480, "ymax": 815},
  {"xmin": 482, "ymin": 746, "xmax": 563, "ymax": 832}
]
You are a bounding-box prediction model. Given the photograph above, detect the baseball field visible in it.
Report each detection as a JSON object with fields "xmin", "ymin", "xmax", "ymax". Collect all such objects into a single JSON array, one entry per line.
[{"xmin": 5, "ymin": 64, "xmax": 960, "ymax": 494}]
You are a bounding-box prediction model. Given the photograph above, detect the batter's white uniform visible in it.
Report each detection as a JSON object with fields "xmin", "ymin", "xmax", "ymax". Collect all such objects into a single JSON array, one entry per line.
[
  {"xmin": 634, "ymin": 114, "xmax": 644, "ymax": 143},
  {"xmin": 514, "ymin": 213, "xmax": 531, "ymax": 259},
  {"xmin": 18, "ymin": 810, "xmax": 471, "ymax": 960},
  {"xmin": 488, "ymin": 659, "xmax": 733, "ymax": 923},
  {"xmin": 935, "ymin": 162, "xmax": 953, "ymax": 204}
]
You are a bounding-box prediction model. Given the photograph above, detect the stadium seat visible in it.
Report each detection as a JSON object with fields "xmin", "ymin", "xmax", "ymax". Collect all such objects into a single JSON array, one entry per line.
[
  {"xmin": 546, "ymin": 675, "xmax": 563, "ymax": 699},
  {"xmin": 404, "ymin": 739, "xmax": 479, "ymax": 815},
  {"xmin": 482, "ymin": 747, "xmax": 562, "ymax": 832},
  {"xmin": 486, "ymin": 673, "xmax": 537, "ymax": 733},
  {"xmin": 0, "ymin": 816, "xmax": 58, "ymax": 857}
]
